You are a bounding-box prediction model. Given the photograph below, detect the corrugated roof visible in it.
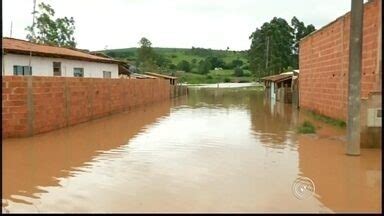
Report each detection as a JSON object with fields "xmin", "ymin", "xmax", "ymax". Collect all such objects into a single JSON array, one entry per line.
[
  {"xmin": 261, "ymin": 73, "xmax": 292, "ymax": 82},
  {"xmin": 3, "ymin": 37, "xmax": 121, "ymax": 64},
  {"xmin": 131, "ymin": 73, "xmax": 158, "ymax": 79},
  {"xmin": 144, "ymin": 72, "xmax": 178, "ymax": 80}
]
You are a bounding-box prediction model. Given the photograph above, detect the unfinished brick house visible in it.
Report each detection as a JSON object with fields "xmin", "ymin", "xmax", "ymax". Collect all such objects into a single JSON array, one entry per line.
[{"xmin": 299, "ymin": 0, "xmax": 382, "ymax": 147}]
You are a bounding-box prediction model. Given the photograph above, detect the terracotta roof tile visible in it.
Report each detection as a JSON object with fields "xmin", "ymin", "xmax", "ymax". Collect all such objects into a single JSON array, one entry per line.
[{"xmin": 3, "ymin": 37, "xmax": 121, "ymax": 64}]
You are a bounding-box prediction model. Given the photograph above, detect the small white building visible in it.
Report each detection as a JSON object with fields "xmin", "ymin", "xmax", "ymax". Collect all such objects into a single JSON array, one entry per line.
[{"xmin": 2, "ymin": 37, "xmax": 121, "ymax": 78}]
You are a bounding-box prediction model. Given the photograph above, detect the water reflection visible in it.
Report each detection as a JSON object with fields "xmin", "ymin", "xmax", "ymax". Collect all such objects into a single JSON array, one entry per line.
[
  {"xmin": 249, "ymin": 92, "xmax": 298, "ymax": 151},
  {"xmin": 298, "ymin": 135, "xmax": 381, "ymax": 212},
  {"xmin": 2, "ymin": 100, "xmax": 172, "ymax": 210},
  {"xmin": 186, "ymin": 87, "xmax": 258, "ymax": 109},
  {"xmin": 2, "ymin": 86, "xmax": 381, "ymax": 213}
]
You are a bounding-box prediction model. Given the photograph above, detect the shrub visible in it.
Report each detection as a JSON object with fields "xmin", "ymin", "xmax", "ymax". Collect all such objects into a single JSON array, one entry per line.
[
  {"xmin": 297, "ymin": 121, "xmax": 316, "ymax": 134},
  {"xmin": 232, "ymin": 59, "xmax": 244, "ymax": 67},
  {"xmin": 177, "ymin": 60, "xmax": 191, "ymax": 72},
  {"xmin": 242, "ymin": 71, "xmax": 251, "ymax": 77},
  {"xmin": 198, "ymin": 60, "xmax": 211, "ymax": 74},
  {"xmin": 234, "ymin": 66, "xmax": 244, "ymax": 77},
  {"xmin": 242, "ymin": 64, "xmax": 250, "ymax": 70}
]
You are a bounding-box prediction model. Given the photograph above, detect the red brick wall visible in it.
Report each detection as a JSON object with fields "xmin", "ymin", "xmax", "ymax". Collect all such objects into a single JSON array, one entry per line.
[
  {"xmin": 2, "ymin": 76, "xmax": 170, "ymax": 138},
  {"xmin": 2, "ymin": 76, "xmax": 29, "ymax": 137},
  {"xmin": 299, "ymin": 0, "xmax": 381, "ymax": 121}
]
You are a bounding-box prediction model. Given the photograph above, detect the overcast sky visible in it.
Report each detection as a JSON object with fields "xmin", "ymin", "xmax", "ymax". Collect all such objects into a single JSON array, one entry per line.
[{"xmin": 3, "ymin": 0, "xmax": 352, "ymax": 51}]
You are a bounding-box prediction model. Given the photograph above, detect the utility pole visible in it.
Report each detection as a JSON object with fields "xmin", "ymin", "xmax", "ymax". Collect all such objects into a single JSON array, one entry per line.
[
  {"xmin": 31, "ymin": 0, "xmax": 37, "ymax": 39},
  {"xmin": 266, "ymin": 36, "xmax": 269, "ymax": 73},
  {"xmin": 33, "ymin": 0, "xmax": 36, "ymax": 26},
  {"xmin": 10, "ymin": 21, "xmax": 13, "ymax": 37},
  {"xmin": 28, "ymin": 0, "xmax": 37, "ymax": 76},
  {"xmin": 346, "ymin": 0, "xmax": 364, "ymax": 156}
]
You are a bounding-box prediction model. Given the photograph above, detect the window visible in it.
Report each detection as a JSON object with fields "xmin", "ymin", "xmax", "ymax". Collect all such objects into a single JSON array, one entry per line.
[
  {"xmin": 103, "ymin": 71, "xmax": 112, "ymax": 78},
  {"xmin": 53, "ymin": 62, "xmax": 61, "ymax": 76},
  {"xmin": 13, "ymin": 65, "xmax": 32, "ymax": 76},
  {"xmin": 73, "ymin": 68, "xmax": 84, "ymax": 77}
]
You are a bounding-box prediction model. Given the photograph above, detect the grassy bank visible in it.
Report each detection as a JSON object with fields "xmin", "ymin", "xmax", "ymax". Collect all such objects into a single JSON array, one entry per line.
[{"xmin": 307, "ymin": 111, "xmax": 346, "ymax": 128}]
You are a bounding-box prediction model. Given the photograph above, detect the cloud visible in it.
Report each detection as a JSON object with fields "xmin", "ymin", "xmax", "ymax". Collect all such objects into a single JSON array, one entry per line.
[{"xmin": 2, "ymin": 0, "xmax": 350, "ymax": 51}]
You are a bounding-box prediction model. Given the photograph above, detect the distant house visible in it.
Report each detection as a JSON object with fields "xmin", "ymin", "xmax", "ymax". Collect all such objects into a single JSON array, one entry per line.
[
  {"xmin": 261, "ymin": 70, "xmax": 299, "ymax": 104},
  {"xmin": 2, "ymin": 37, "xmax": 122, "ymax": 78},
  {"xmin": 129, "ymin": 73, "xmax": 157, "ymax": 79},
  {"xmin": 144, "ymin": 72, "xmax": 178, "ymax": 85}
]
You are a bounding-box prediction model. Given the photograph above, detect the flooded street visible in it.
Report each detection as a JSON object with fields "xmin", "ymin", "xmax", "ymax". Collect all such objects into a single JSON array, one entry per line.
[{"xmin": 2, "ymin": 85, "xmax": 381, "ymax": 213}]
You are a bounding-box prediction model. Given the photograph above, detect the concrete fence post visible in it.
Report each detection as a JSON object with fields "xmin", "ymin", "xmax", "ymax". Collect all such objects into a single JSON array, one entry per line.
[
  {"xmin": 108, "ymin": 79, "xmax": 112, "ymax": 114},
  {"xmin": 27, "ymin": 76, "xmax": 34, "ymax": 136},
  {"xmin": 64, "ymin": 78, "xmax": 70, "ymax": 127},
  {"xmin": 89, "ymin": 78, "xmax": 94, "ymax": 120}
]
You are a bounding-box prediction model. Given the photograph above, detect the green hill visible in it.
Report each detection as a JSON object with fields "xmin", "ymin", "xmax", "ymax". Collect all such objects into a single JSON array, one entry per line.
[
  {"xmin": 100, "ymin": 47, "xmax": 249, "ymax": 66},
  {"xmin": 99, "ymin": 47, "xmax": 254, "ymax": 84}
]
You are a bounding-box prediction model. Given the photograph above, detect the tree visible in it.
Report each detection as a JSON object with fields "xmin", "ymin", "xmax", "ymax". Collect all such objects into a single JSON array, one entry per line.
[
  {"xmin": 234, "ymin": 66, "xmax": 244, "ymax": 77},
  {"xmin": 206, "ymin": 56, "xmax": 225, "ymax": 69},
  {"xmin": 231, "ymin": 59, "xmax": 244, "ymax": 68},
  {"xmin": 155, "ymin": 54, "xmax": 171, "ymax": 69},
  {"xmin": 137, "ymin": 37, "xmax": 157, "ymax": 72},
  {"xmin": 291, "ymin": 16, "xmax": 316, "ymax": 68},
  {"xmin": 177, "ymin": 60, "xmax": 191, "ymax": 72},
  {"xmin": 26, "ymin": 3, "xmax": 76, "ymax": 47},
  {"xmin": 197, "ymin": 60, "xmax": 211, "ymax": 74},
  {"xmin": 249, "ymin": 16, "xmax": 315, "ymax": 79}
]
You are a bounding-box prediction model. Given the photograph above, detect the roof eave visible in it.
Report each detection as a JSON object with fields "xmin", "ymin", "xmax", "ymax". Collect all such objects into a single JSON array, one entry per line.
[{"xmin": 4, "ymin": 48, "xmax": 122, "ymax": 64}]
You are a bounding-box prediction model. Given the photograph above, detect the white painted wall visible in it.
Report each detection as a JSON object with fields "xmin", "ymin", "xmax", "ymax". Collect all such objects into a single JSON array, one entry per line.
[
  {"xmin": 2, "ymin": 53, "xmax": 119, "ymax": 78},
  {"xmin": 270, "ymin": 82, "xmax": 276, "ymax": 102}
]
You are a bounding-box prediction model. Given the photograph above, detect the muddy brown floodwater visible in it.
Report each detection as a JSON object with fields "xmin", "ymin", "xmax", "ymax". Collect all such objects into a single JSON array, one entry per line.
[{"xmin": 2, "ymin": 84, "xmax": 382, "ymax": 213}]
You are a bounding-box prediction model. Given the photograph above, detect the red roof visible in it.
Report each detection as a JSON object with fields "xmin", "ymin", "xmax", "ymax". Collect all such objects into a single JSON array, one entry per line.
[{"xmin": 3, "ymin": 37, "xmax": 121, "ymax": 64}]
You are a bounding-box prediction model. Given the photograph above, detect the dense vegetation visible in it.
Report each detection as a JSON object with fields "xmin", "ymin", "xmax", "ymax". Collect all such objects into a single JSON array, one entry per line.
[
  {"xmin": 101, "ymin": 41, "xmax": 252, "ymax": 84},
  {"xmin": 100, "ymin": 16, "xmax": 315, "ymax": 84},
  {"xmin": 249, "ymin": 16, "xmax": 316, "ymax": 79}
]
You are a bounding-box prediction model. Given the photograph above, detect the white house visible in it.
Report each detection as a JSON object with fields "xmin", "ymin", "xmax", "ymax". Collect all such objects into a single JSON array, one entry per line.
[{"xmin": 2, "ymin": 37, "xmax": 121, "ymax": 78}]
